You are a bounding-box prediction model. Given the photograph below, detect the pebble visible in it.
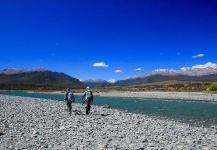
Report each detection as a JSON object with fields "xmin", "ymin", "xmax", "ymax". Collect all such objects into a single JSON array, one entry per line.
[{"xmin": 0, "ymin": 95, "xmax": 217, "ymax": 149}]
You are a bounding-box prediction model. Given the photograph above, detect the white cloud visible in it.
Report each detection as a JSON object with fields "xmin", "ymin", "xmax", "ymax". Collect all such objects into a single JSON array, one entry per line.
[
  {"xmin": 115, "ymin": 70, "xmax": 122, "ymax": 73},
  {"xmin": 135, "ymin": 68, "xmax": 142, "ymax": 71},
  {"xmin": 93, "ymin": 62, "xmax": 108, "ymax": 67},
  {"xmin": 192, "ymin": 54, "xmax": 204, "ymax": 58},
  {"xmin": 192, "ymin": 62, "xmax": 217, "ymax": 69}
]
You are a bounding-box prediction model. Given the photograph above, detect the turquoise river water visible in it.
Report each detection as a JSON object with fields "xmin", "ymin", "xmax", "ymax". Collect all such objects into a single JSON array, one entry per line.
[{"xmin": 1, "ymin": 91, "xmax": 217, "ymax": 127}]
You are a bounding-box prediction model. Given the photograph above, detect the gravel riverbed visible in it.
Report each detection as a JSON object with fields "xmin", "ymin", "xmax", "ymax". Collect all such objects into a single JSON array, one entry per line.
[
  {"xmin": 95, "ymin": 91, "xmax": 217, "ymax": 101},
  {"xmin": 0, "ymin": 95, "xmax": 217, "ymax": 149}
]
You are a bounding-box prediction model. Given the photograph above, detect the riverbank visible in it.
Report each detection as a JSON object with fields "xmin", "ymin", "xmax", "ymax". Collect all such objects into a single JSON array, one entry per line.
[
  {"xmin": 47, "ymin": 90, "xmax": 217, "ymax": 101},
  {"xmin": 0, "ymin": 95, "xmax": 217, "ymax": 149},
  {"xmin": 95, "ymin": 91, "xmax": 217, "ymax": 101}
]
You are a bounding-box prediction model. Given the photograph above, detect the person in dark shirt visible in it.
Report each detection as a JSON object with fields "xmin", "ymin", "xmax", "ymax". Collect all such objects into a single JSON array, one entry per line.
[{"xmin": 64, "ymin": 88, "xmax": 74, "ymax": 116}]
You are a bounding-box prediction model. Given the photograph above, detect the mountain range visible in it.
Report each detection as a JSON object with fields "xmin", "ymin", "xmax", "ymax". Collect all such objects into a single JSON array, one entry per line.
[
  {"xmin": 0, "ymin": 67, "xmax": 217, "ymax": 87},
  {"xmin": 115, "ymin": 67, "xmax": 217, "ymax": 85},
  {"xmin": 0, "ymin": 68, "xmax": 85, "ymax": 87},
  {"xmin": 81, "ymin": 79, "xmax": 111, "ymax": 87}
]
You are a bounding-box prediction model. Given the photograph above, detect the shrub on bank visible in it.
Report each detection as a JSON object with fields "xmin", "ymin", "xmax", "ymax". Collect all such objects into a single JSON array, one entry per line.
[{"xmin": 208, "ymin": 83, "xmax": 217, "ymax": 91}]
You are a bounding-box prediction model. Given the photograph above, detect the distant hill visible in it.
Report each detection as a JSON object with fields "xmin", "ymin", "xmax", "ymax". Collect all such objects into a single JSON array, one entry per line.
[
  {"xmin": 81, "ymin": 79, "xmax": 111, "ymax": 87},
  {"xmin": 115, "ymin": 67, "xmax": 217, "ymax": 86},
  {"xmin": 0, "ymin": 68, "xmax": 85, "ymax": 87}
]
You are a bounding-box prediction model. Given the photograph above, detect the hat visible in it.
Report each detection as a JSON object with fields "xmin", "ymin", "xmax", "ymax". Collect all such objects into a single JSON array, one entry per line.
[{"xmin": 86, "ymin": 86, "xmax": 89, "ymax": 89}]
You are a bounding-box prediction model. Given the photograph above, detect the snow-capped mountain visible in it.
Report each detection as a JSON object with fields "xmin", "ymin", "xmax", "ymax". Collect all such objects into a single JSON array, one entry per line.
[
  {"xmin": 139, "ymin": 67, "xmax": 217, "ymax": 78},
  {"xmin": 115, "ymin": 67, "xmax": 217, "ymax": 85}
]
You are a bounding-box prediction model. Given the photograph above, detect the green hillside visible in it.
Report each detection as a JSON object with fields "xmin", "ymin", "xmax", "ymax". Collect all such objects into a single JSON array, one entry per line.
[{"xmin": 0, "ymin": 70, "xmax": 86, "ymax": 90}]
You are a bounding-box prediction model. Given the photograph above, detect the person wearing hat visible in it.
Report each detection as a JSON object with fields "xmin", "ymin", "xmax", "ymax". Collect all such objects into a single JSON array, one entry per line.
[{"xmin": 82, "ymin": 86, "xmax": 93, "ymax": 115}]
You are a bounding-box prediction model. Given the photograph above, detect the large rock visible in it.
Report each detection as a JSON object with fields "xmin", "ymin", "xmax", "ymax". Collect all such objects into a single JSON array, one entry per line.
[{"xmin": 103, "ymin": 104, "xmax": 110, "ymax": 108}]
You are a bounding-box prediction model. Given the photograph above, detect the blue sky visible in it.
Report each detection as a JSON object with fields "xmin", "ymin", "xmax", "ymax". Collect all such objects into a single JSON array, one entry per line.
[{"xmin": 0, "ymin": 0, "xmax": 217, "ymax": 82}]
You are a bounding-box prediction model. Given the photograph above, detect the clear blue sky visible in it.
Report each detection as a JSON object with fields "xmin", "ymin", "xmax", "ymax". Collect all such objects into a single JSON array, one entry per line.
[{"xmin": 0, "ymin": 0, "xmax": 217, "ymax": 82}]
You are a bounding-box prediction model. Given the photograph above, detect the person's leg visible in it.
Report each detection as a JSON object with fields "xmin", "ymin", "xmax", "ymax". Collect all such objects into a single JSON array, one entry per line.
[
  {"xmin": 65, "ymin": 100, "xmax": 68, "ymax": 111},
  {"xmin": 69, "ymin": 102, "xmax": 72, "ymax": 116},
  {"xmin": 88, "ymin": 105, "xmax": 90, "ymax": 114},
  {"xmin": 85, "ymin": 99, "xmax": 90, "ymax": 115},
  {"xmin": 66, "ymin": 100, "xmax": 69, "ymax": 112},
  {"xmin": 85, "ymin": 106, "xmax": 89, "ymax": 115},
  {"xmin": 67, "ymin": 101, "xmax": 72, "ymax": 115}
]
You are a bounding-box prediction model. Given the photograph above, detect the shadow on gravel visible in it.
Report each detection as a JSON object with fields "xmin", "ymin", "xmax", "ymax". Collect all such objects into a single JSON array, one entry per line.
[
  {"xmin": 101, "ymin": 113, "xmax": 110, "ymax": 116},
  {"xmin": 72, "ymin": 110, "xmax": 85, "ymax": 115}
]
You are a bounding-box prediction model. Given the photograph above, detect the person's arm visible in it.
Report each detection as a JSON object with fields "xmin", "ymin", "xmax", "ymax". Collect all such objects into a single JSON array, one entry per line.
[
  {"xmin": 64, "ymin": 91, "xmax": 67, "ymax": 100},
  {"xmin": 71, "ymin": 93, "xmax": 75, "ymax": 102},
  {"xmin": 81, "ymin": 92, "xmax": 86, "ymax": 105},
  {"xmin": 81, "ymin": 92, "xmax": 86, "ymax": 100}
]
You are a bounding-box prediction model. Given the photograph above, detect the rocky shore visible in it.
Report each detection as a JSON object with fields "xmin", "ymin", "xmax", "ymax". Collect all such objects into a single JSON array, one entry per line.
[
  {"xmin": 1, "ymin": 95, "xmax": 217, "ymax": 149},
  {"xmin": 95, "ymin": 91, "xmax": 217, "ymax": 101},
  {"xmin": 49, "ymin": 91, "xmax": 217, "ymax": 101}
]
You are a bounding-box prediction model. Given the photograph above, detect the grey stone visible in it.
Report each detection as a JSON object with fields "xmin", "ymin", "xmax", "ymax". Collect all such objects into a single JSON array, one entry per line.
[{"xmin": 1, "ymin": 95, "xmax": 217, "ymax": 150}]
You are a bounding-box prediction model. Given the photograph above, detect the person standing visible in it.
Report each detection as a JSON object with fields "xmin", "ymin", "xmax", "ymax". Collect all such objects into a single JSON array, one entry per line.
[
  {"xmin": 64, "ymin": 88, "xmax": 74, "ymax": 116},
  {"xmin": 82, "ymin": 86, "xmax": 93, "ymax": 115}
]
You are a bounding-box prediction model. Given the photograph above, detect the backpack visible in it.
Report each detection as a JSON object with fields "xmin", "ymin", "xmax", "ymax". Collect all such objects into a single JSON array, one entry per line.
[
  {"xmin": 68, "ymin": 92, "xmax": 75, "ymax": 102},
  {"xmin": 87, "ymin": 91, "xmax": 93, "ymax": 102}
]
